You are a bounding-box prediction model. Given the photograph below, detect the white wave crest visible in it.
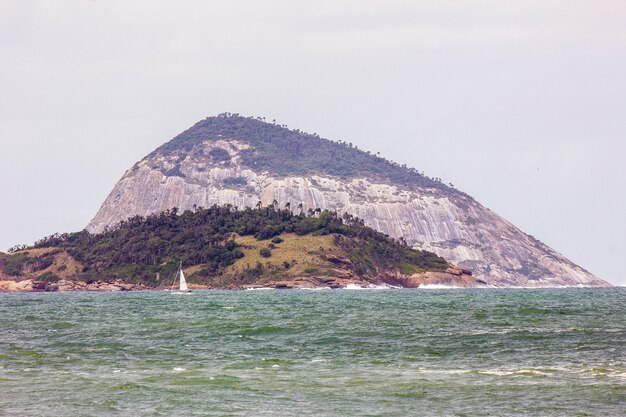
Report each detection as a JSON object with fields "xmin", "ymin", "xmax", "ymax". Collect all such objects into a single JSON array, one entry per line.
[
  {"xmin": 418, "ymin": 284, "xmax": 465, "ymax": 289},
  {"xmin": 344, "ymin": 283, "xmax": 401, "ymax": 290},
  {"xmin": 300, "ymin": 287, "xmax": 332, "ymax": 291}
]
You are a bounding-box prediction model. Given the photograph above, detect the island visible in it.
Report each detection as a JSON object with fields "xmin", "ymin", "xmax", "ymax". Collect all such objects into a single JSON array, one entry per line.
[{"xmin": 0, "ymin": 205, "xmax": 479, "ymax": 292}]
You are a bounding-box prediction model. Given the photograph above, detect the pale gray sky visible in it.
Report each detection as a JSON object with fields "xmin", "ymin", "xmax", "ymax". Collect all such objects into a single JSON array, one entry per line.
[{"xmin": 1, "ymin": 1, "xmax": 624, "ymax": 285}]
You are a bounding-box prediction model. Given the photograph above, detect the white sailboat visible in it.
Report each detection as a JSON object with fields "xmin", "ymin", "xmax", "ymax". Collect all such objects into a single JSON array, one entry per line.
[{"xmin": 171, "ymin": 262, "xmax": 192, "ymax": 294}]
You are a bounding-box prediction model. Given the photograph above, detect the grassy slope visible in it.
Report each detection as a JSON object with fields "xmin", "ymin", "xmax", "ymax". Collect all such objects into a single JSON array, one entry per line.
[
  {"xmin": 230, "ymin": 234, "xmax": 335, "ymax": 274},
  {"xmin": 217, "ymin": 234, "xmax": 339, "ymax": 286},
  {"xmin": 0, "ymin": 249, "xmax": 82, "ymax": 281}
]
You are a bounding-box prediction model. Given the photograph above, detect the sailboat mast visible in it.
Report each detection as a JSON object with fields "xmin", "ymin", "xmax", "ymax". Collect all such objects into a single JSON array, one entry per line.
[
  {"xmin": 170, "ymin": 261, "xmax": 182, "ymax": 291},
  {"xmin": 170, "ymin": 261, "xmax": 189, "ymax": 293}
]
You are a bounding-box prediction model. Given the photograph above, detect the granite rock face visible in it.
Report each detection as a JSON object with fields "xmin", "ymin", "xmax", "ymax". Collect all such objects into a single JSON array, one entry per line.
[{"xmin": 87, "ymin": 116, "xmax": 609, "ymax": 287}]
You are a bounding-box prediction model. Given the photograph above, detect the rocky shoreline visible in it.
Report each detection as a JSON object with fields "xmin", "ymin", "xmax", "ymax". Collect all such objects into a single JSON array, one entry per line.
[
  {"xmin": 0, "ymin": 278, "xmax": 148, "ymax": 293},
  {"xmin": 0, "ymin": 266, "xmax": 481, "ymax": 293}
]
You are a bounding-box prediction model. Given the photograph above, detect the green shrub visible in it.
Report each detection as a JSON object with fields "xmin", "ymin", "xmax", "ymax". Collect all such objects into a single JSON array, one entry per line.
[
  {"xmin": 259, "ymin": 248, "xmax": 272, "ymax": 258},
  {"xmin": 32, "ymin": 255, "xmax": 54, "ymax": 272},
  {"xmin": 2, "ymin": 254, "xmax": 27, "ymax": 276},
  {"xmin": 208, "ymin": 148, "xmax": 231, "ymax": 162},
  {"xmin": 223, "ymin": 177, "xmax": 247, "ymax": 187},
  {"xmin": 39, "ymin": 272, "xmax": 60, "ymax": 283}
]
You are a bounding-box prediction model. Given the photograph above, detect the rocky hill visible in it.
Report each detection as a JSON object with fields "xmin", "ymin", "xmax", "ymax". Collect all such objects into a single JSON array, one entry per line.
[
  {"xmin": 87, "ymin": 114, "xmax": 609, "ymax": 287},
  {"xmin": 0, "ymin": 206, "xmax": 477, "ymax": 291}
]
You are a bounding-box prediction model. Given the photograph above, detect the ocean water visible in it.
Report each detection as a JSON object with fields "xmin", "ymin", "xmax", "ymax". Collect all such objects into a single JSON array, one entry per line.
[{"xmin": 0, "ymin": 288, "xmax": 624, "ymax": 417}]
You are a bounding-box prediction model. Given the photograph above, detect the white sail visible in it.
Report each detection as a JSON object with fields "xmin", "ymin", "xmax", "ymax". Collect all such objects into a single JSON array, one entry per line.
[{"xmin": 179, "ymin": 268, "xmax": 188, "ymax": 292}]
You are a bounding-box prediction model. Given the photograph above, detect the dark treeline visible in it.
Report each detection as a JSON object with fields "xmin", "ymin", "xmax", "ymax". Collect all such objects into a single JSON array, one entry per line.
[
  {"xmin": 26, "ymin": 204, "xmax": 447, "ymax": 285},
  {"xmin": 150, "ymin": 113, "xmax": 462, "ymax": 194}
]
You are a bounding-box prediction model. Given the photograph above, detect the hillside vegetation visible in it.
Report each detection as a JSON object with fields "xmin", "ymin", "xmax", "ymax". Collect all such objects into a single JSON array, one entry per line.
[
  {"xmin": 150, "ymin": 113, "xmax": 460, "ymax": 194},
  {"xmin": 2, "ymin": 205, "xmax": 449, "ymax": 288}
]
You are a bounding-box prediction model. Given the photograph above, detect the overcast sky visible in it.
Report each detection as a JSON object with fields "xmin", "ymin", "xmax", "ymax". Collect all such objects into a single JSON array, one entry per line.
[{"xmin": 1, "ymin": 1, "xmax": 624, "ymax": 285}]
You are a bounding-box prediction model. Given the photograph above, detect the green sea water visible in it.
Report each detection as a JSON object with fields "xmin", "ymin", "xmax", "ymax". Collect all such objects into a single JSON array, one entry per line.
[{"xmin": 0, "ymin": 288, "xmax": 624, "ymax": 416}]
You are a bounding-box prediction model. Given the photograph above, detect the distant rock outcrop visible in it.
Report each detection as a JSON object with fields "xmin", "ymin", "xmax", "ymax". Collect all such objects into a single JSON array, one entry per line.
[
  {"xmin": 87, "ymin": 114, "xmax": 609, "ymax": 287},
  {"xmin": 0, "ymin": 278, "xmax": 146, "ymax": 293}
]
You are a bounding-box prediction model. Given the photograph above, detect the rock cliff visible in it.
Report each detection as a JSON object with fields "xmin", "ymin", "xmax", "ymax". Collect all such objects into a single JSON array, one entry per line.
[{"xmin": 87, "ymin": 114, "xmax": 609, "ymax": 287}]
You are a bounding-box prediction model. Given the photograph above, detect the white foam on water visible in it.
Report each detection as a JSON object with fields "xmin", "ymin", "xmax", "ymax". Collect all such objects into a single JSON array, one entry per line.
[
  {"xmin": 511, "ymin": 284, "xmax": 599, "ymax": 289},
  {"xmin": 173, "ymin": 367, "xmax": 186, "ymax": 372},
  {"xmin": 404, "ymin": 366, "xmax": 566, "ymax": 377},
  {"xmin": 343, "ymin": 284, "xmax": 364, "ymax": 290},
  {"xmin": 223, "ymin": 306, "xmax": 235, "ymax": 309},
  {"xmin": 418, "ymin": 284, "xmax": 465, "ymax": 289},
  {"xmin": 513, "ymin": 369, "xmax": 549, "ymax": 377},
  {"xmin": 603, "ymin": 328, "xmax": 623, "ymax": 333},
  {"xmin": 244, "ymin": 287, "xmax": 274, "ymax": 291},
  {"xmin": 476, "ymin": 369, "xmax": 514, "ymax": 376},
  {"xmin": 375, "ymin": 283, "xmax": 402, "ymax": 289},
  {"xmin": 613, "ymin": 372, "xmax": 626, "ymax": 381},
  {"xmin": 344, "ymin": 283, "xmax": 400, "ymax": 290},
  {"xmin": 475, "ymin": 369, "xmax": 545, "ymax": 377},
  {"xmin": 584, "ymin": 367, "xmax": 626, "ymax": 381},
  {"xmin": 416, "ymin": 368, "xmax": 469, "ymax": 375},
  {"xmin": 475, "ymin": 367, "xmax": 566, "ymax": 377},
  {"xmin": 300, "ymin": 286, "xmax": 332, "ymax": 291},
  {"xmin": 468, "ymin": 329, "xmax": 491, "ymax": 335},
  {"xmin": 466, "ymin": 327, "xmax": 578, "ymax": 336}
]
